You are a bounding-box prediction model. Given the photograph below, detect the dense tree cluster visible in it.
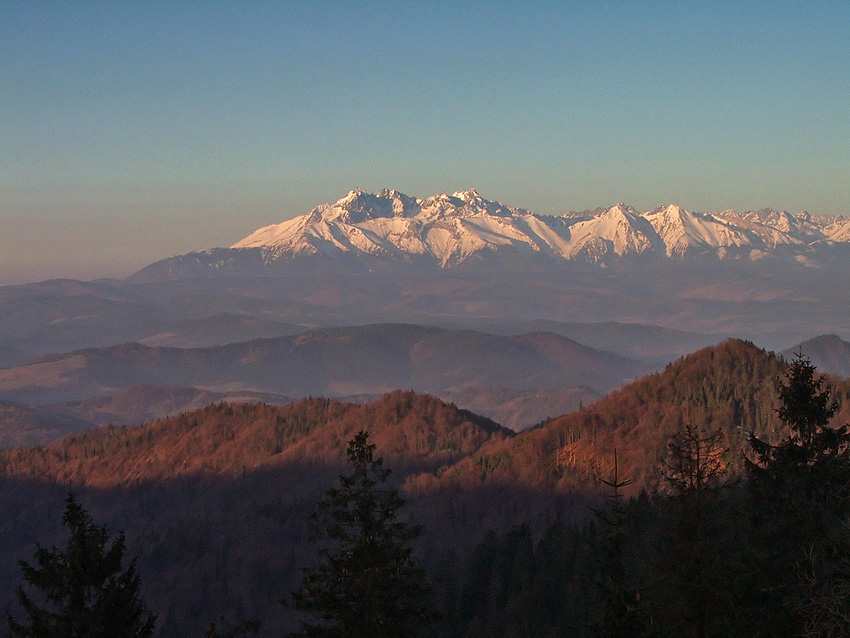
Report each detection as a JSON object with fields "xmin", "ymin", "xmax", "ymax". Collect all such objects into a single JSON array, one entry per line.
[
  {"xmin": 3, "ymin": 346, "xmax": 850, "ymax": 636},
  {"xmin": 443, "ymin": 355, "xmax": 850, "ymax": 637}
]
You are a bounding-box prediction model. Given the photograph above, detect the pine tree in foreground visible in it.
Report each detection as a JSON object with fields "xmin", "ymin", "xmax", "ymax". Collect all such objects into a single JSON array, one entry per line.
[
  {"xmin": 744, "ymin": 354, "xmax": 850, "ymax": 637},
  {"xmin": 288, "ymin": 430, "xmax": 433, "ymax": 638},
  {"xmin": 7, "ymin": 492, "xmax": 155, "ymax": 638},
  {"xmin": 590, "ymin": 450, "xmax": 655, "ymax": 638}
]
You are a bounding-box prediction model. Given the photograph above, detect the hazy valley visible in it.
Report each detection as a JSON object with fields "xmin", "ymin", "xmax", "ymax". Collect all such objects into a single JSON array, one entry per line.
[
  {"xmin": 3, "ymin": 190, "xmax": 850, "ymax": 448},
  {"xmin": 3, "ymin": 190, "xmax": 850, "ymax": 636}
]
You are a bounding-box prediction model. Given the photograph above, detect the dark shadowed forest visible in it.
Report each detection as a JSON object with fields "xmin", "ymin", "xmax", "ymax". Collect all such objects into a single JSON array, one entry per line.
[{"xmin": 3, "ymin": 341, "xmax": 850, "ymax": 636}]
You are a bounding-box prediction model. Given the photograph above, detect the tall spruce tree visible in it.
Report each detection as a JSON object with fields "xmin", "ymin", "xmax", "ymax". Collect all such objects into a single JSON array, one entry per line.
[
  {"xmin": 590, "ymin": 451, "xmax": 654, "ymax": 638},
  {"xmin": 748, "ymin": 353, "xmax": 849, "ymax": 482},
  {"xmin": 744, "ymin": 354, "xmax": 850, "ymax": 636},
  {"xmin": 7, "ymin": 492, "xmax": 155, "ymax": 638},
  {"xmin": 288, "ymin": 431, "xmax": 433, "ymax": 638}
]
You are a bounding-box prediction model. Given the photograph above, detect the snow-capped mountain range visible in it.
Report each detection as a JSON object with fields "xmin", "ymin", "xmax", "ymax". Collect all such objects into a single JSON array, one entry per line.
[{"xmin": 230, "ymin": 188, "xmax": 850, "ymax": 267}]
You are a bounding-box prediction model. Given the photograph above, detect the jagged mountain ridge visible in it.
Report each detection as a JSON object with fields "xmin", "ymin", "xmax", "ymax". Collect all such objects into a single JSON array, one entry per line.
[{"xmin": 226, "ymin": 188, "xmax": 850, "ymax": 267}]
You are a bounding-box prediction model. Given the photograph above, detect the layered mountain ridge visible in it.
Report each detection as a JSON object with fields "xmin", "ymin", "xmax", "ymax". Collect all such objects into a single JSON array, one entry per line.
[
  {"xmin": 2, "ymin": 341, "xmax": 850, "ymax": 635},
  {"xmin": 0, "ymin": 323, "xmax": 644, "ymax": 410},
  {"xmin": 223, "ymin": 188, "xmax": 850, "ymax": 268}
]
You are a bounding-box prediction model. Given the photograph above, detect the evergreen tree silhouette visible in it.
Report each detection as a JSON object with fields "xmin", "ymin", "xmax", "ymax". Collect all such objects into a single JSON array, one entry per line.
[
  {"xmin": 590, "ymin": 450, "xmax": 654, "ymax": 638},
  {"xmin": 7, "ymin": 492, "xmax": 155, "ymax": 638},
  {"xmin": 288, "ymin": 431, "xmax": 433, "ymax": 637},
  {"xmin": 745, "ymin": 354, "xmax": 850, "ymax": 636}
]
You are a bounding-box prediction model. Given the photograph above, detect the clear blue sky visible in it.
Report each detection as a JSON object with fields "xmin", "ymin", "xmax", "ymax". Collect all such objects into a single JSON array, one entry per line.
[{"xmin": 2, "ymin": 1, "xmax": 849, "ymax": 283}]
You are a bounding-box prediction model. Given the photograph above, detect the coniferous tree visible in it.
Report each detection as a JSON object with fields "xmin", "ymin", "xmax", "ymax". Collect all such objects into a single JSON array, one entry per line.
[
  {"xmin": 748, "ymin": 353, "xmax": 849, "ymax": 485},
  {"xmin": 655, "ymin": 424, "xmax": 731, "ymax": 638},
  {"xmin": 288, "ymin": 430, "xmax": 433, "ymax": 638},
  {"xmin": 744, "ymin": 354, "xmax": 850, "ymax": 636},
  {"xmin": 661, "ymin": 424, "xmax": 728, "ymax": 501},
  {"xmin": 590, "ymin": 451, "xmax": 654, "ymax": 638},
  {"xmin": 7, "ymin": 492, "xmax": 155, "ymax": 638}
]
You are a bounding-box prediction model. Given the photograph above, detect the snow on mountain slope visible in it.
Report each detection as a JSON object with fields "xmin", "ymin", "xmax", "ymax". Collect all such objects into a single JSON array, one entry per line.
[
  {"xmin": 230, "ymin": 188, "xmax": 849, "ymax": 267},
  {"xmin": 234, "ymin": 188, "xmax": 551, "ymax": 266},
  {"xmin": 825, "ymin": 217, "xmax": 850, "ymax": 242},
  {"xmin": 563, "ymin": 203, "xmax": 659, "ymax": 259},
  {"xmin": 713, "ymin": 210, "xmax": 801, "ymax": 250},
  {"xmin": 644, "ymin": 204, "xmax": 756, "ymax": 257}
]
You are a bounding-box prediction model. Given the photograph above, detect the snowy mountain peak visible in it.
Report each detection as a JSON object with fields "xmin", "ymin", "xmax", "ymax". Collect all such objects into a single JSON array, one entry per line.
[
  {"xmin": 452, "ymin": 188, "xmax": 486, "ymax": 206},
  {"xmin": 231, "ymin": 189, "xmax": 848, "ymax": 267},
  {"xmin": 340, "ymin": 187, "xmax": 367, "ymax": 201},
  {"xmin": 604, "ymin": 203, "xmax": 640, "ymax": 218}
]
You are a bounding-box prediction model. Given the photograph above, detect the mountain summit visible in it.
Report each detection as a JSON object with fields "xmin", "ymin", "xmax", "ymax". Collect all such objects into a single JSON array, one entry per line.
[
  {"xmin": 130, "ymin": 189, "xmax": 850, "ymax": 283},
  {"xmin": 231, "ymin": 188, "xmax": 535, "ymax": 266},
  {"xmin": 230, "ymin": 189, "xmax": 850, "ymax": 267}
]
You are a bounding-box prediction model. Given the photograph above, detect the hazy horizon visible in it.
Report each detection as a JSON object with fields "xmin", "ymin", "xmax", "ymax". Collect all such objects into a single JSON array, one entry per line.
[{"xmin": 2, "ymin": 2, "xmax": 849, "ymax": 285}]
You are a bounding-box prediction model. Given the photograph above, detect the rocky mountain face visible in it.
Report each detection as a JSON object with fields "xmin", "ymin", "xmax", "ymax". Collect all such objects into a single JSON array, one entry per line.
[
  {"xmin": 129, "ymin": 189, "xmax": 850, "ymax": 283},
  {"xmin": 219, "ymin": 188, "xmax": 850, "ymax": 268}
]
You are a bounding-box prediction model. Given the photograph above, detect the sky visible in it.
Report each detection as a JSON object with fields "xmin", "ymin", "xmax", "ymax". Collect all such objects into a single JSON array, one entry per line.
[{"xmin": 1, "ymin": 1, "xmax": 849, "ymax": 284}]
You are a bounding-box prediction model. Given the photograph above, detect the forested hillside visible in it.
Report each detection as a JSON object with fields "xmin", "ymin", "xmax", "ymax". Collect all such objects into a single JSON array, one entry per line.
[
  {"xmin": 2, "ymin": 341, "xmax": 849, "ymax": 636},
  {"xmin": 421, "ymin": 339, "xmax": 850, "ymax": 495},
  {"xmin": 445, "ymin": 352, "xmax": 850, "ymax": 637},
  {"xmin": 0, "ymin": 392, "xmax": 512, "ymax": 635}
]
